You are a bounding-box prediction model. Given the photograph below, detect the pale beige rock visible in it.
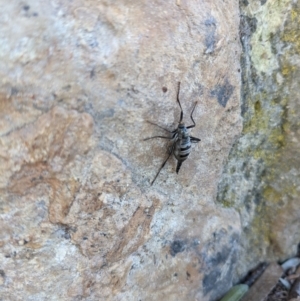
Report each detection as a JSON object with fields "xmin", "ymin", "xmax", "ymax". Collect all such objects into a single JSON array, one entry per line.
[{"xmin": 0, "ymin": 0, "xmax": 241, "ymax": 301}]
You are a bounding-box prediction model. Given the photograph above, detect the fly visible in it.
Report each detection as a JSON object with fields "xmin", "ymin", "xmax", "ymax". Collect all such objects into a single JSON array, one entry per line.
[{"xmin": 144, "ymin": 82, "xmax": 201, "ymax": 185}]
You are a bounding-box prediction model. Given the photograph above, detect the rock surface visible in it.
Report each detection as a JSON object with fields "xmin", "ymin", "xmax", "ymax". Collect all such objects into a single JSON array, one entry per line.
[
  {"xmin": 0, "ymin": 0, "xmax": 279, "ymax": 300},
  {"xmin": 217, "ymin": 0, "xmax": 300, "ymax": 283}
]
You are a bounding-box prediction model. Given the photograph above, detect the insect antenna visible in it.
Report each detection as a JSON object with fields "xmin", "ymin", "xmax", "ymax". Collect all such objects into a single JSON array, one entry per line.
[
  {"xmin": 177, "ymin": 82, "xmax": 183, "ymax": 123},
  {"xmin": 143, "ymin": 135, "xmax": 172, "ymax": 141},
  {"xmin": 187, "ymin": 101, "xmax": 198, "ymax": 129}
]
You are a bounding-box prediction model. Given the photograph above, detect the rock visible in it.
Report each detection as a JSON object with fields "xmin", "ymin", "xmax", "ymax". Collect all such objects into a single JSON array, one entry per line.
[
  {"xmin": 0, "ymin": 0, "xmax": 243, "ymax": 300},
  {"xmin": 282, "ymin": 258, "xmax": 300, "ymax": 272},
  {"xmin": 217, "ymin": 0, "xmax": 300, "ymax": 282},
  {"xmin": 0, "ymin": 270, "xmax": 5, "ymax": 286}
]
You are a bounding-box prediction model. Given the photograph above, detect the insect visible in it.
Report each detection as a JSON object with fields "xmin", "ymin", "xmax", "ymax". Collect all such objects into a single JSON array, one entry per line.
[{"xmin": 144, "ymin": 82, "xmax": 201, "ymax": 185}]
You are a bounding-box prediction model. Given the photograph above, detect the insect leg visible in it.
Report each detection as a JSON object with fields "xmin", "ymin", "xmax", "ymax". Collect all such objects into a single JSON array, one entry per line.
[
  {"xmin": 143, "ymin": 136, "xmax": 172, "ymax": 141},
  {"xmin": 190, "ymin": 136, "xmax": 201, "ymax": 143},
  {"xmin": 146, "ymin": 120, "xmax": 173, "ymax": 133},
  {"xmin": 176, "ymin": 82, "xmax": 183, "ymax": 123},
  {"xmin": 151, "ymin": 142, "xmax": 175, "ymax": 185},
  {"xmin": 144, "ymin": 130, "xmax": 178, "ymax": 141},
  {"xmin": 187, "ymin": 102, "xmax": 198, "ymax": 129}
]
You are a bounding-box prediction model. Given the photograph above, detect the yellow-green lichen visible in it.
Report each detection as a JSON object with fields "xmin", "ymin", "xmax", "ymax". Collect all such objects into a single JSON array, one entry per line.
[
  {"xmin": 218, "ymin": 2, "xmax": 296, "ymax": 220},
  {"xmin": 263, "ymin": 185, "xmax": 283, "ymax": 204},
  {"xmin": 246, "ymin": 0, "xmax": 291, "ymax": 75},
  {"xmin": 221, "ymin": 200, "xmax": 235, "ymax": 208},
  {"xmin": 218, "ymin": 0, "xmax": 300, "ymax": 272},
  {"xmin": 291, "ymin": 8, "xmax": 299, "ymax": 21},
  {"xmin": 249, "ymin": 208, "xmax": 272, "ymax": 248},
  {"xmin": 281, "ymin": 63, "xmax": 297, "ymax": 77},
  {"xmin": 243, "ymin": 97, "xmax": 287, "ymax": 160},
  {"xmin": 282, "ymin": 7, "xmax": 300, "ymax": 54}
]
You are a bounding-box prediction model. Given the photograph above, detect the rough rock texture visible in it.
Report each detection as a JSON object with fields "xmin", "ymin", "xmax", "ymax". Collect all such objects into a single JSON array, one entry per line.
[
  {"xmin": 0, "ymin": 1, "xmax": 242, "ymax": 301},
  {"xmin": 217, "ymin": 0, "xmax": 300, "ymax": 283}
]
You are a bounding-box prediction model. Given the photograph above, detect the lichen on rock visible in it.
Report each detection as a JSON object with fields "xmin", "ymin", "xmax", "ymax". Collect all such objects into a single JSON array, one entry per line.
[{"xmin": 217, "ymin": 0, "xmax": 300, "ymax": 282}]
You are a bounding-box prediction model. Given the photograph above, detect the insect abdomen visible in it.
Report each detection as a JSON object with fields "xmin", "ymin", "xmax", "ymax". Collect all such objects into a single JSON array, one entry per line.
[{"xmin": 174, "ymin": 137, "xmax": 192, "ymax": 173}]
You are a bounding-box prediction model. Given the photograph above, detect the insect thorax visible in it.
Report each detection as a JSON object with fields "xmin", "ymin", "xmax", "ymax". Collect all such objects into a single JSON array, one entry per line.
[{"xmin": 177, "ymin": 123, "xmax": 189, "ymax": 139}]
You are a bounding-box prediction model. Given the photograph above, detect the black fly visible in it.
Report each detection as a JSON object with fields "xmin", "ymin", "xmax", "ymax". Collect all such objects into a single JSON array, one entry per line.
[{"xmin": 144, "ymin": 82, "xmax": 201, "ymax": 185}]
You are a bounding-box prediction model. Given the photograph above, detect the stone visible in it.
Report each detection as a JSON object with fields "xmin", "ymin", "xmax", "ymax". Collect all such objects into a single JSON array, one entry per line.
[
  {"xmin": 0, "ymin": 0, "xmax": 244, "ymax": 300},
  {"xmin": 217, "ymin": 0, "xmax": 300, "ymax": 283}
]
